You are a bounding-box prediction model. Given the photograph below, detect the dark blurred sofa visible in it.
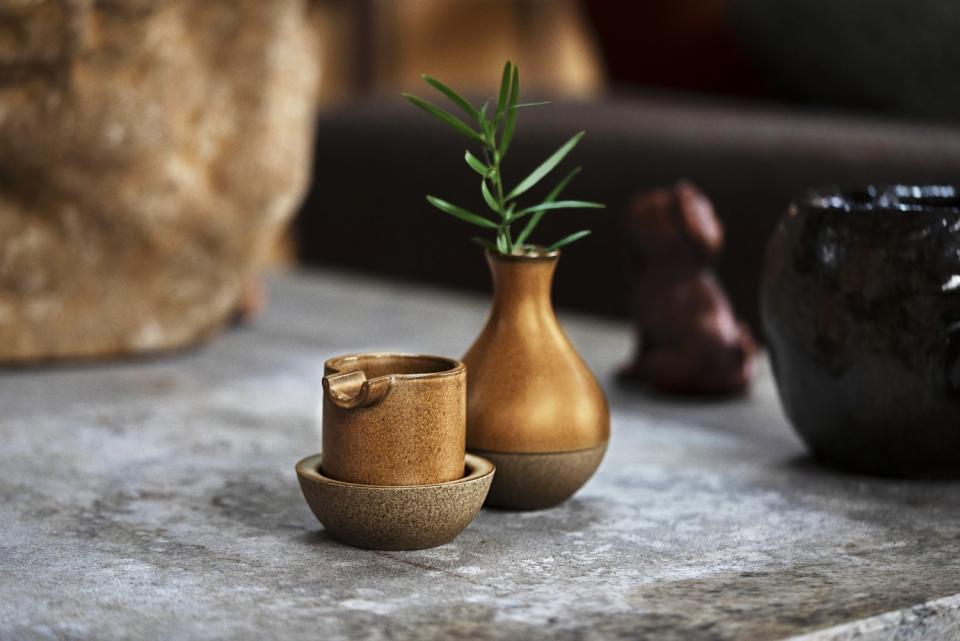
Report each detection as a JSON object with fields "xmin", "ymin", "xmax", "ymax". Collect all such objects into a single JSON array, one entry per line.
[{"xmin": 296, "ymin": 91, "xmax": 960, "ymax": 333}]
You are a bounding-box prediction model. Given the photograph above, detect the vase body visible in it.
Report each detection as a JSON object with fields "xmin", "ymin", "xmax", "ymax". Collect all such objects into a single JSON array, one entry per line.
[
  {"xmin": 464, "ymin": 251, "xmax": 609, "ymax": 509},
  {"xmin": 762, "ymin": 185, "xmax": 960, "ymax": 477}
]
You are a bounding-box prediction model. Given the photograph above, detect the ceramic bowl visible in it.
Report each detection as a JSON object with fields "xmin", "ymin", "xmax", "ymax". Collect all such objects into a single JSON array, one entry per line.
[
  {"xmin": 762, "ymin": 185, "xmax": 960, "ymax": 477},
  {"xmin": 296, "ymin": 453, "xmax": 494, "ymax": 550},
  {"xmin": 472, "ymin": 443, "xmax": 606, "ymax": 510}
]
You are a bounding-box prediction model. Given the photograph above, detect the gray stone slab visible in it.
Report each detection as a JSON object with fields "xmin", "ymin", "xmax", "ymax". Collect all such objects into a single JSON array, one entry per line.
[{"xmin": 1, "ymin": 270, "xmax": 959, "ymax": 641}]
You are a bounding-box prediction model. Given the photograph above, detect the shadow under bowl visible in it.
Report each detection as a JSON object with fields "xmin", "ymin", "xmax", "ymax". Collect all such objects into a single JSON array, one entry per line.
[{"xmin": 296, "ymin": 453, "xmax": 494, "ymax": 550}]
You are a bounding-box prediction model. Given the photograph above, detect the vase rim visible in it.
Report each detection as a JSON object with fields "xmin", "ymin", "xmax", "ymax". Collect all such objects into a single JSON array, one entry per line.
[
  {"xmin": 796, "ymin": 185, "xmax": 960, "ymax": 216},
  {"xmin": 484, "ymin": 248, "xmax": 560, "ymax": 262}
]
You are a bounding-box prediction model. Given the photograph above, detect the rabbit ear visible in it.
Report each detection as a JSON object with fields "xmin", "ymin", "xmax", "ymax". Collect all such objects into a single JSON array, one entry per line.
[{"xmin": 675, "ymin": 181, "xmax": 724, "ymax": 256}]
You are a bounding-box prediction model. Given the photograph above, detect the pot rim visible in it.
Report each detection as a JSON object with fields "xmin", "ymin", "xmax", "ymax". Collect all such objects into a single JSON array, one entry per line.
[
  {"xmin": 796, "ymin": 185, "xmax": 960, "ymax": 216},
  {"xmin": 323, "ymin": 352, "xmax": 464, "ymax": 380}
]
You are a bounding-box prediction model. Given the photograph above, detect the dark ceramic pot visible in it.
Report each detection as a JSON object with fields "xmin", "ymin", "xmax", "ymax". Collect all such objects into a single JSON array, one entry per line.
[{"xmin": 761, "ymin": 185, "xmax": 960, "ymax": 477}]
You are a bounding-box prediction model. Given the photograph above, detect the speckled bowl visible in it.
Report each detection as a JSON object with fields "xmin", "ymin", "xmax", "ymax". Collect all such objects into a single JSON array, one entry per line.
[{"xmin": 296, "ymin": 453, "xmax": 494, "ymax": 550}]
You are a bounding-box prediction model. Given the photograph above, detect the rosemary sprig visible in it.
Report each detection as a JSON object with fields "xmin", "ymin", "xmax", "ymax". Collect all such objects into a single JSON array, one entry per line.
[{"xmin": 402, "ymin": 61, "xmax": 604, "ymax": 254}]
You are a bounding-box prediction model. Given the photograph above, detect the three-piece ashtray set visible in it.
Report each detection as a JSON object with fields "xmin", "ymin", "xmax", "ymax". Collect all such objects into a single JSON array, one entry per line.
[
  {"xmin": 295, "ymin": 349, "xmax": 606, "ymax": 550},
  {"xmin": 296, "ymin": 353, "xmax": 493, "ymax": 550},
  {"xmin": 295, "ymin": 252, "xmax": 612, "ymax": 550}
]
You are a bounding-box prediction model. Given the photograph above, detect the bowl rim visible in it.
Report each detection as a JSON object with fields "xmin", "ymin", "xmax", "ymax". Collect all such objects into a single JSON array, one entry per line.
[
  {"xmin": 295, "ymin": 453, "xmax": 494, "ymax": 489},
  {"xmin": 795, "ymin": 185, "xmax": 960, "ymax": 215}
]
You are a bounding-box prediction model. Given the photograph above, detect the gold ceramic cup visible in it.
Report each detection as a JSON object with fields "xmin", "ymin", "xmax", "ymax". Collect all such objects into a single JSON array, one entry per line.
[{"xmin": 321, "ymin": 353, "xmax": 466, "ymax": 486}]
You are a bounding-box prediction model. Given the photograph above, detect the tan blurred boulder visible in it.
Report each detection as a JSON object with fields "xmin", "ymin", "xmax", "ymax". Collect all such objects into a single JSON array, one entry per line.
[{"xmin": 0, "ymin": 0, "xmax": 322, "ymax": 362}]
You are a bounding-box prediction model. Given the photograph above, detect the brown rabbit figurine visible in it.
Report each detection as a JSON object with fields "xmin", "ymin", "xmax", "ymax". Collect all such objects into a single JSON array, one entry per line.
[{"xmin": 619, "ymin": 181, "xmax": 756, "ymax": 396}]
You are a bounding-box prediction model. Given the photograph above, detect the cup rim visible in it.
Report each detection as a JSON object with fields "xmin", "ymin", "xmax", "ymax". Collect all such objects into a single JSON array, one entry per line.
[
  {"xmin": 295, "ymin": 453, "xmax": 495, "ymax": 489},
  {"xmin": 323, "ymin": 352, "xmax": 464, "ymax": 380}
]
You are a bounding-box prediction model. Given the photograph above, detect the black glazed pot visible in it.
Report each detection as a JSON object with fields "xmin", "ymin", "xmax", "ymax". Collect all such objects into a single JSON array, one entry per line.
[{"xmin": 761, "ymin": 185, "xmax": 960, "ymax": 477}]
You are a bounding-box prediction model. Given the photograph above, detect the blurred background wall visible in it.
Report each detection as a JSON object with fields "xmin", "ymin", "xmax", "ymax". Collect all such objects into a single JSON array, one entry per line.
[
  {"xmin": 296, "ymin": 0, "xmax": 960, "ymax": 332},
  {"xmin": 313, "ymin": 0, "xmax": 604, "ymax": 104},
  {"xmin": 4, "ymin": 0, "xmax": 958, "ymax": 362}
]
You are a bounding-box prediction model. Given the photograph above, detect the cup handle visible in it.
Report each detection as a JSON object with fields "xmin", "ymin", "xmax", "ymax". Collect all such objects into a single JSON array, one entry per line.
[{"xmin": 322, "ymin": 371, "xmax": 392, "ymax": 409}]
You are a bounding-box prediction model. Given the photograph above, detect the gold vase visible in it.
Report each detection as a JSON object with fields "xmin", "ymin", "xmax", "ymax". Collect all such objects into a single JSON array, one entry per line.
[{"xmin": 464, "ymin": 251, "xmax": 609, "ymax": 509}]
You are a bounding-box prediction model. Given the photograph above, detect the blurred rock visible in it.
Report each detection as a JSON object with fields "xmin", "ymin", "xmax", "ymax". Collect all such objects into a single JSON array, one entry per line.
[
  {"xmin": 0, "ymin": 0, "xmax": 321, "ymax": 362},
  {"xmin": 619, "ymin": 181, "xmax": 756, "ymax": 396}
]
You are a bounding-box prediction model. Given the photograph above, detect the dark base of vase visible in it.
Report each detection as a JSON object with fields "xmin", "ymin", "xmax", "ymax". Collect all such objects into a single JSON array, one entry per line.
[{"xmin": 469, "ymin": 444, "xmax": 607, "ymax": 511}]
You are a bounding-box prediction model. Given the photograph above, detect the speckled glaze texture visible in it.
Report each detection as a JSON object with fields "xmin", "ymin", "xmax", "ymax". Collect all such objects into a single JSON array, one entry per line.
[
  {"xmin": 473, "ymin": 444, "xmax": 607, "ymax": 510},
  {"xmin": 761, "ymin": 185, "xmax": 960, "ymax": 477},
  {"xmin": 296, "ymin": 453, "xmax": 494, "ymax": 550},
  {"xmin": 464, "ymin": 251, "xmax": 609, "ymax": 509},
  {"xmin": 321, "ymin": 353, "xmax": 465, "ymax": 486}
]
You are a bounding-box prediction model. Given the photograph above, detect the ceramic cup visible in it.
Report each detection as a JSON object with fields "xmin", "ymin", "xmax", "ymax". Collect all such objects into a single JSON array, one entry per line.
[
  {"xmin": 321, "ymin": 353, "xmax": 466, "ymax": 486},
  {"xmin": 761, "ymin": 185, "xmax": 960, "ymax": 477}
]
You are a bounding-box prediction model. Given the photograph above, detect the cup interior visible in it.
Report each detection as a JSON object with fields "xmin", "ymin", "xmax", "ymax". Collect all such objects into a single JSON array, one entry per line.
[{"xmin": 325, "ymin": 353, "xmax": 463, "ymax": 380}]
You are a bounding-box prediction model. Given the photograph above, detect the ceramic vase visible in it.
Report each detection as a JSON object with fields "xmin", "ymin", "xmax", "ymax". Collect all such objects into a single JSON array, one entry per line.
[
  {"xmin": 464, "ymin": 250, "xmax": 609, "ymax": 509},
  {"xmin": 761, "ymin": 185, "xmax": 960, "ymax": 477}
]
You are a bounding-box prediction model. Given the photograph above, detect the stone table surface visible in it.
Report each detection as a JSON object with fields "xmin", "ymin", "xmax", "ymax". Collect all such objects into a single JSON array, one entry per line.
[{"xmin": 2, "ymin": 270, "xmax": 960, "ymax": 641}]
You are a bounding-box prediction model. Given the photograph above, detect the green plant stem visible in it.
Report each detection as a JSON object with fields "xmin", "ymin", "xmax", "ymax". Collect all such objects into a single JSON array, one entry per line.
[
  {"xmin": 482, "ymin": 128, "xmax": 512, "ymax": 252},
  {"xmin": 492, "ymin": 153, "xmax": 506, "ymax": 213}
]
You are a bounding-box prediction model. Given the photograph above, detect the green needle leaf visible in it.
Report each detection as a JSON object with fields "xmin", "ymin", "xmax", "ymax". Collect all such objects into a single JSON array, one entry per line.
[
  {"xmin": 545, "ymin": 167, "xmax": 581, "ymax": 203},
  {"xmin": 508, "ymin": 199, "xmax": 605, "ymax": 222},
  {"xmin": 506, "ymin": 131, "xmax": 584, "ymax": 201},
  {"xmin": 515, "ymin": 212, "xmax": 544, "ymax": 247},
  {"xmin": 403, "ymin": 93, "xmax": 484, "ymax": 144},
  {"xmin": 481, "ymin": 178, "xmax": 502, "ymax": 215},
  {"xmin": 422, "ymin": 74, "xmax": 479, "ymax": 121},
  {"xmin": 495, "ymin": 61, "xmax": 512, "ymax": 121},
  {"xmin": 515, "ymin": 167, "xmax": 582, "ymax": 247},
  {"xmin": 426, "ymin": 195, "xmax": 498, "ymax": 228},
  {"xmin": 478, "ymin": 100, "xmax": 492, "ymax": 139},
  {"xmin": 499, "ymin": 64, "xmax": 520, "ymax": 156},
  {"xmin": 471, "ymin": 236, "xmax": 497, "ymax": 251},
  {"xmin": 511, "ymin": 101, "xmax": 551, "ymax": 110},
  {"xmin": 464, "ymin": 150, "xmax": 490, "ymax": 177},
  {"xmin": 546, "ymin": 230, "xmax": 592, "ymax": 251}
]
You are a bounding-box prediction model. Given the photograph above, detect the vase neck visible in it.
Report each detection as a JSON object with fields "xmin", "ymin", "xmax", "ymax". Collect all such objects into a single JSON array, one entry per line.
[{"xmin": 487, "ymin": 253, "xmax": 558, "ymax": 310}]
